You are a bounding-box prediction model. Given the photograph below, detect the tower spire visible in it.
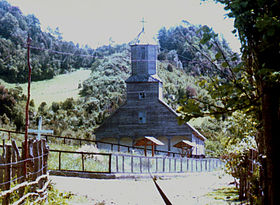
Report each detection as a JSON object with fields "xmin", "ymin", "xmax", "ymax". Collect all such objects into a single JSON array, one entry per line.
[
  {"xmin": 134, "ymin": 18, "xmax": 147, "ymax": 44},
  {"xmin": 140, "ymin": 17, "xmax": 147, "ymax": 32}
]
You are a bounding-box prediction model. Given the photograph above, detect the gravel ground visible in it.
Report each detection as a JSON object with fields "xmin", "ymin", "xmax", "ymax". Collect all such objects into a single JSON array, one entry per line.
[{"xmin": 50, "ymin": 171, "xmax": 235, "ymax": 205}]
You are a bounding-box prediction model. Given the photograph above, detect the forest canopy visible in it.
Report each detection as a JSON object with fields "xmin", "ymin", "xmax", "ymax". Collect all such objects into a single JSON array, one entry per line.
[{"xmin": 0, "ymin": 0, "xmax": 95, "ymax": 83}]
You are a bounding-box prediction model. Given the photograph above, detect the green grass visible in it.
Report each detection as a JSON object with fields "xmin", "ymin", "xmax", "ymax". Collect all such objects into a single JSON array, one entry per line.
[
  {"xmin": 48, "ymin": 143, "xmax": 110, "ymax": 172},
  {"xmin": 0, "ymin": 69, "xmax": 91, "ymax": 108},
  {"xmin": 48, "ymin": 151, "xmax": 110, "ymax": 172},
  {"xmin": 206, "ymin": 186, "xmax": 245, "ymax": 204}
]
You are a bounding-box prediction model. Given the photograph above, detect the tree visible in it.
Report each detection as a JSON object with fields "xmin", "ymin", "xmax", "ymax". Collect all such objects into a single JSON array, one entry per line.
[
  {"xmin": 177, "ymin": 0, "xmax": 280, "ymax": 204},
  {"xmin": 0, "ymin": 85, "xmax": 29, "ymax": 131},
  {"xmin": 0, "ymin": 85, "xmax": 16, "ymax": 118},
  {"xmin": 0, "ymin": 12, "xmax": 19, "ymax": 38},
  {"xmin": 0, "ymin": 1, "xmax": 95, "ymax": 83}
]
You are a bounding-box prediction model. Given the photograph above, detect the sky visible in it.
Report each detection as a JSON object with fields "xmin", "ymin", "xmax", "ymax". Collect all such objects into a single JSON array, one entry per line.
[{"xmin": 7, "ymin": 0, "xmax": 241, "ymax": 52}]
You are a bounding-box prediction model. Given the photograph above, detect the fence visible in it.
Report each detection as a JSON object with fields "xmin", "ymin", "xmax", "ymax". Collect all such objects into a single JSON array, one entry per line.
[
  {"xmin": 48, "ymin": 149, "xmax": 112, "ymax": 173},
  {"xmin": 0, "ymin": 128, "xmax": 182, "ymax": 157},
  {"xmin": 111, "ymin": 153, "xmax": 223, "ymax": 173},
  {"xmin": 47, "ymin": 149, "xmax": 223, "ymax": 174},
  {"xmin": 0, "ymin": 129, "xmax": 223, "ymax": 175},
  {"xmin": 0, "ymin": 139, "xmax": 49, "ymax": 205}
]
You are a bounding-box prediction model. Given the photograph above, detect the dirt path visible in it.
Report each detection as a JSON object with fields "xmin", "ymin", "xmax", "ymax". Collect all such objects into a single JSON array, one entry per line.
[{"xmin": 50, "ymin": 171, "xmax": 235, "ymax": 205}]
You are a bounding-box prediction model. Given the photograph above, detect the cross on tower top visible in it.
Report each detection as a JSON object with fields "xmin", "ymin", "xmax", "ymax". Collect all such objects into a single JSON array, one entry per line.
[{"xmin": 140, "ymin": 17, "xmax": 147, "ymax": 32}]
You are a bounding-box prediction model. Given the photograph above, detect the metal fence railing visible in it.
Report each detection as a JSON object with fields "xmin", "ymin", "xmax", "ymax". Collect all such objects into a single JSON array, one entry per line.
[
  {"xmin": 47, "ymin": 149, "xmax": 223, "ymax": 174},
  {"xmin": 111, "ymin": 153, "xmax": 223, "ymax": 173}
]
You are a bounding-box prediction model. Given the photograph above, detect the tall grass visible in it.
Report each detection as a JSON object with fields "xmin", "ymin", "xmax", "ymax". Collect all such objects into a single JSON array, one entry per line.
[{"xmin": 48, "ymin": 143, "xmax": 110, "ymax": 172}]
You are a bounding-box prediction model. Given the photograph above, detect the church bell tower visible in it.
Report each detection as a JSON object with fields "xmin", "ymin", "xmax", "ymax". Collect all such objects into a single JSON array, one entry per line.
[
  {"xmin": 125, "ymin": 19, "xmax": 163, "ymax": 102},
  {"xmin": 94, "ymin": 19, "xmax": 206, "ymax": 156}
]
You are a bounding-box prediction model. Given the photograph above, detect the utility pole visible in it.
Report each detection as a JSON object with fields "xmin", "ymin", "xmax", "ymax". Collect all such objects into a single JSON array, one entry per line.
[{"xmin": 24, "ymin": 34, "xmax": 32, "ymax": 177}]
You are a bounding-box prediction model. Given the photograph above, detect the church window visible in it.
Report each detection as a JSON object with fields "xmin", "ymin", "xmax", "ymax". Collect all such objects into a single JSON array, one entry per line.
[
  {"xmin": 139, "ymin": 92, "xmax": 146, "ymax": 99},
  {"xmin": 138, "ymin": 111, "xmax": 146, "ymax": 123}
]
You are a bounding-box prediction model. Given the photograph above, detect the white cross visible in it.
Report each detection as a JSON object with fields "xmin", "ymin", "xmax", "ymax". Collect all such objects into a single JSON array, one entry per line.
[
  {"xmin": 28, "ymin": 116, "xmax": 53, "ymax": 140},
  {"xmin": 140, "ymin": 17, "xmax": 147, "ymax": 32}
]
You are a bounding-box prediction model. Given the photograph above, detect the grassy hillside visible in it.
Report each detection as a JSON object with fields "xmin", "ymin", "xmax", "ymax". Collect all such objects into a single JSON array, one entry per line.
[{"xmin": 0, "ymin": 69, "xmax": 91, "ymax": 108}]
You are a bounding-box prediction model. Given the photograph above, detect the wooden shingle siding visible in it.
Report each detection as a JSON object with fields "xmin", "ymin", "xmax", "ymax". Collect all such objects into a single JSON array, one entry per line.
[{"xmin": 95, "ymin": 99, "xmax": 192, "ymax": 138}]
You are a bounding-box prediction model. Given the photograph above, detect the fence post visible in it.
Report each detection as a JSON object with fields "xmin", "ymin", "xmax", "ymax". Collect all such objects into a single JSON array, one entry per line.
[
  {"xmin": 33, "ymin": 140, "xmax": 39, "ymax": 181},
  {"xmin": 180, "ymin": 158, "xmax": 183, "ymax": 172},
  {"xmin": 116, "ymin": 155, "xmax": 119, "ymax": 173},
  {"xmin": 148, "ymin": 157, "xmax": 150, "ymax": 173},
  {"xmin": 3, "ymin": 144, "xmax": 12, "ymax": 205},
  {"xmin": 0, "ymin": 156, "xmax": 4, "ymax": 191},
  {"xmin": 131, "ymin": 155, "xmax": 133, "ymax": 173},
  {"xmin": 162, "ymin": 158, "xmax": 165, "ymax": 173},
  {"xmin": 156, "ymin": 157, "xmax": 158, "ymax": 173},
  {"xmin": 82, "ymin": 153, "xmax": 85, "ymax": 171},
  {"xmin": 39, "ymin": 140, "xmax": 44, "ymax": 176},
  {"xmin": 108, "ymin": 154, "xmax": 112, "ymax": 173},
  {"xmin": 140, "ymin": 156, "xmax": 142, "ymax": 173},
  {"xmin": 11, "ymin": 140, "xmax": 19, "ymax": 180},
  {"xmin": 122, "ymin": 155, "xmax": 124, "ymax": 173},
  {"xmin": 59, "ymin": 151, "xmax": 61, "ymax": 170},
  {"xmin": 169, "ymin": 158, "xmax": 171, "ymax": 173},
  {"xmin": 42, "ymin": 139, "xmax": 48, "ymax": 175}
]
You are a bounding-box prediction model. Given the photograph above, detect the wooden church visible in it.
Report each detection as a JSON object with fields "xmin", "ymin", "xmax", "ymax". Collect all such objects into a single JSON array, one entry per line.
[{"xmin": 94, "ymin": 28, "xmax": 206, "ymax": 157}]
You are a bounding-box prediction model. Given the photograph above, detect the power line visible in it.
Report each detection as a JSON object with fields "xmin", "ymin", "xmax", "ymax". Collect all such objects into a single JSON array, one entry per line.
[
  {"xmin": 24, "ymin": 44, "xmax": 98, "ymax": 58},
  {"xmin": 22, "ymin": 43, "xmax": 203, "ymax": 65}
]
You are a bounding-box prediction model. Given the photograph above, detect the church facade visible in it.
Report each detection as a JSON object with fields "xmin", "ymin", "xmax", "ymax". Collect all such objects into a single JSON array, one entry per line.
[{"xmin": 94, "ymin": 42, "xmax": 205, "ymax": 157}]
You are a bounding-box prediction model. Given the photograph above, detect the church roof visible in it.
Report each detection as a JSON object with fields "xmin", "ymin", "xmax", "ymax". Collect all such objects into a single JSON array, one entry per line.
[
  {"xmin": 158, "ymin": 99, "xmax": 206, "ymax": 141},
  {"xmin": 186, "ymin": 122, "xmax": 207, "ymax": 141},
  {"xmin": 125, "ymin": 74, "xmax": 162, "ymax": 83}
]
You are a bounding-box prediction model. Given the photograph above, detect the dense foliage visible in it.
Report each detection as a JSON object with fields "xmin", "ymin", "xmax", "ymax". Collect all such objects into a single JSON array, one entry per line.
[
  {"xmin": 0, "ymin": 1, "xmax": 95, "ymax": 83},
  {"xmin": 177, "ymin": 0, "xmax": 280, "ymax": 204},
  {"xmin": 0, "ymin": 85, "xmax": 34, "ymax": 131},
  {"xmin": 157, "ymin": 23, "xmax": 235, "ymax": 76}
]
